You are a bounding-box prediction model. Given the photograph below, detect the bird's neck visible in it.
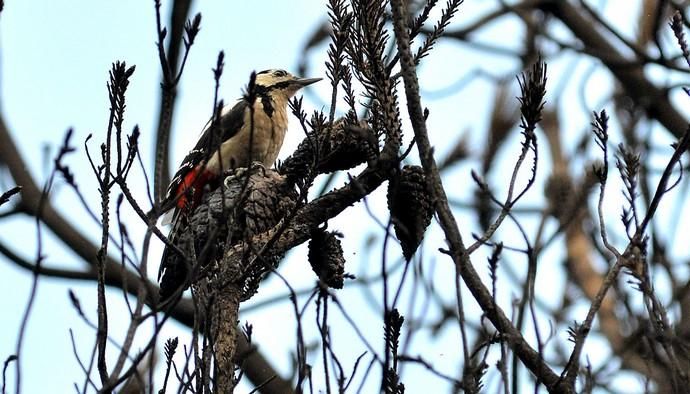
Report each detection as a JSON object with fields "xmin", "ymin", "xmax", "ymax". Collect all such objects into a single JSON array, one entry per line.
[{"xmin": 255, "ymin": 92, "xmax": 289, "ymax": 119}]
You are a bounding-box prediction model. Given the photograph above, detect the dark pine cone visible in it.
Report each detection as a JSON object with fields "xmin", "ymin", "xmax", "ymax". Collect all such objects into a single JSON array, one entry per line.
[
  {"xmin": 158, "ymin": 166, "xmax": 297, "ymax": 302},
  {"xmin": 387, "ymin": 165, "xmax": 434, "ymax": 260},
  {"xmin": 308, "ymin": 228, "xmax": 346, "ymax": 289},
  {"xmin": 279, "ymin": 117, "xmax": 374, "ymax": 185}
]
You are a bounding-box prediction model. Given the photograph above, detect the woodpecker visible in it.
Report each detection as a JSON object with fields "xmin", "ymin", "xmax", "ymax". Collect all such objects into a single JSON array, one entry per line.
[{"xmin": 158, "ymin": 69, "xmax": 321, "ymax": 301}]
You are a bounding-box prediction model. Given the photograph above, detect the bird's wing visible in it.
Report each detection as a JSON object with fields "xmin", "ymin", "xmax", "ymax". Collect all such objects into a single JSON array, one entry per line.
[
  {"xmin": 160, "ymin": 99, "xmax": 249, "ymax": 222},
  {"xmin": 190, "ymin": 99, "xmax": 249, "ymax": 153}
]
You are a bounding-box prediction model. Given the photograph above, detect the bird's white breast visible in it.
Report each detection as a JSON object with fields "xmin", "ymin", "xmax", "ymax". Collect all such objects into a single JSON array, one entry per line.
[{"xmin": 206, "ymin": 96, "xmax": 288, "ymax": 173}]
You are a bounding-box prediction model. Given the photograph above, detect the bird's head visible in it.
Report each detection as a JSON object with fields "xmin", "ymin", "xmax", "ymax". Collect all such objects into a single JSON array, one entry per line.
[{"xmin": 254, "ymin": 69, "xmax": 321, "ymax": 100}]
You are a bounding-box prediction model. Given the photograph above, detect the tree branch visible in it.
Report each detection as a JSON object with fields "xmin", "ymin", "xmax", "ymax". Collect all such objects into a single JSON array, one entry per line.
[
  {"xmin": 546, "ymin": 1, "xmax": 688, "ymax": 139},
  {"xmin": 389, "ymin": 0, "xmax": 570, "ymax": 391}
]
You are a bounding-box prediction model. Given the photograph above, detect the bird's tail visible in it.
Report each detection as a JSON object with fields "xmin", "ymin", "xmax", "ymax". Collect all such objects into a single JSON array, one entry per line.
[{"xmin": 158, "ymin": 214, "xmax": 190, "ymax": 302}]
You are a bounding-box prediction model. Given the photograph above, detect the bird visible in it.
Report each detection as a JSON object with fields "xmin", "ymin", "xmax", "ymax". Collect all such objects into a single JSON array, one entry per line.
[{"xmin": 158, "ymin": 69, "xmax": 321, "ymax": 301}]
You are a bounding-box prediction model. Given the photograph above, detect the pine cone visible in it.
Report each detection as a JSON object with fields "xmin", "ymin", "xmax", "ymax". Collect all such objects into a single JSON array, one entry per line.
[
  {"xmin": 387, "ymin": 165, "xmax": 434, "ymax": 260},
  {"xmin": 308, "ymin": 228, "xmax": 346, "ymax": 289},
  {"xmin": 159, "ymin": 165, "xmax": 297, "ymax": 302},
  {"xmin": 279, "ymin": 118, "xmax": 374, "ymax": 184},
  {"xmin": 317, "ymin": 118, "xmax": 373, "ymax": 173}
]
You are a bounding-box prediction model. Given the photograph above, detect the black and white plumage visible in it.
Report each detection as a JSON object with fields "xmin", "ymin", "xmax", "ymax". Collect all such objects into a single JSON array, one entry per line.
[{"xmin": 158, "ymin": 69, "xmax": 321, "ymax": 301}]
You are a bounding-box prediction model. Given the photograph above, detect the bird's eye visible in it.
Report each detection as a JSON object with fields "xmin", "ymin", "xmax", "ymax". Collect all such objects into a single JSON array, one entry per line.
[{"xmin": 273, "ymin": 70, "xmax": 287, "ymax": 77}]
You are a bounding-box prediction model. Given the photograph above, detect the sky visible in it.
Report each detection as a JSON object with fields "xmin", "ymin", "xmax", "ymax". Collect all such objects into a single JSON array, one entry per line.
[{"xmin": 1, "ymin": 1, "xmax": 682, "ymax": 393}]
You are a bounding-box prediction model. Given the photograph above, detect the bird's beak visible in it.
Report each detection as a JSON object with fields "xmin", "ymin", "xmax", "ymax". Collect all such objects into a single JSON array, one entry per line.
[{"xmin": 294, "ymin": 77, "xmax": 322, "ymax": 87}]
